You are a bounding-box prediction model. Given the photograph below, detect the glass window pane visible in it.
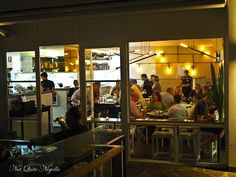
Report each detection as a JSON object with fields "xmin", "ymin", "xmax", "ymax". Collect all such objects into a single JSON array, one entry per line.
[
  {"xmin": 85, "ymin": 48, "xmax": 120, "ymax": 81},
  {"xmin": 40, "ymin": 45, "xmax": 80, "ymax": 128},
  {"xmin": 85, "ymin": 47, "xmax": 121, "ymax": 129},
  {"xmin": 7, "ymin": 51, "xmax": 39, "ymax": 140}
]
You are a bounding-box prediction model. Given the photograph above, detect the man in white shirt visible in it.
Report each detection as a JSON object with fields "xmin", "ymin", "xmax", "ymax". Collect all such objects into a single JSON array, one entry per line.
[
  {"xmin": 161, "ymin": 87, "xmax": 174, "ymax": 108},
  {"xmin": 167, "ymin": 95, "xmax": 188, "ymax": 119},
  {"xmin": 71, "ymin": 88, "xmax": 80, "ymax": 106}
]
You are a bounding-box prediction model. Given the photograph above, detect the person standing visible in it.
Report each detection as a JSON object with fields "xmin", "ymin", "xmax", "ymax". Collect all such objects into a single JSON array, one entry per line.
[
  {"xmin": 152, "ymin": 75, "xmax": 161, "ymax": 93},
  {"xmin": 71, "ymin": 87, "xmax": 81, "ymax": 106},
  {"xmin": 141, "ymin": 74, "xmax": 153, "ymax": 98},
  {"xmin": 41, "ymin": 72, "xmax": 55, "ymax": 92},
  {"xmin": 181, "ymin": 70, "xmax": 193, "ymax": 99},
  {"xmin": 68, "ymin": 80, "xmax": 79, "ymax": 99},
  {"xmin": 41, "ymin": 72, "xmax": 56, "ymax": 103}
]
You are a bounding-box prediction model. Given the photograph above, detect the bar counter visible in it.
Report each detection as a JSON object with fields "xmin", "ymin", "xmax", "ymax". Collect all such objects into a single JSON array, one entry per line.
[{"xmin": 130, "ymin": 118, "xmax": 224, "ymax": 128}]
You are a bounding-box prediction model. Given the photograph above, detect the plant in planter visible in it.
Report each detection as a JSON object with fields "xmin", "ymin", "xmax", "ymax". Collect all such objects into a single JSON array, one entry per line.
[{"xmin": 210, "ymin": 63, "xmax": 224, "ymax": 121}]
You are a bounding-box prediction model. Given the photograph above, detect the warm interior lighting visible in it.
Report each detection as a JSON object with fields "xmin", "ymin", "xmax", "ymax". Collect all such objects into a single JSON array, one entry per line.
[
  {"xmin": 180, "ymin": 43, "xmax": 216, "ymax": 60},
  {"xmin": 166, "ymin": 64, "xmax": 171, "ymax": 74},
  {"xmin": 180, "ymin": 43, "xmax": 188, "ymax": 48},
  {"xmin": 75, "ymin": 59, "xmax": 79, "ymax": 65},
  {"xmin": 200, "ymin": 46, "xmax": 205, "ymax": 52},
  {"xmin": 185, "ymin": 64, "xmax": 191, "ymax": 70},
  {"xmin": 155, "ymin": 50, "xmax": 164, "ymax": 56},
  {"xmin": 65, "ymin": 66, "xmax": 69, "ymax": 72},
  {"xmin": 161, "ymin": 55, "xmax": 165, "ymax": 63},
  {"xmin": 191, "ymin": 68, "xmax": 196, "ymax": 76},
  {"xmin": 70, "ymin": 63, "xmax": 74, "ymax": 65},
  {"xmin": 204, "ymin": 51, "xmax": 211, "ymax": 56},
  {"xmin": 149, "ymin": 51, "xmax": 154, "ymax": 54}
]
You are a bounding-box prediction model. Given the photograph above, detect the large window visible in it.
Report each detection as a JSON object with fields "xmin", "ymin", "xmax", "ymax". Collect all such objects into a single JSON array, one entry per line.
[
  {"xmin": 128, "ymin": 38, "xmax": 225, "ymax": 165},
  {"xmin": 39, "ymin": 45, "xmax": 80, "ymax": 124},
  {"xmin": 84, "ymin": 47, "xmax": 121, "ymax": 125},
  {"xmin": 7, "ymin": 51, "xmax": 38, "ymax": 140}
]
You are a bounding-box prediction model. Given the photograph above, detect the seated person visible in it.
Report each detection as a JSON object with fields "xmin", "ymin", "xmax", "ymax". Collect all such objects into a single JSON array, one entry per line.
[
  {"xmin": 110, "ymin": 80, "xmax": 120, "ymax": 99},
  {"xmin": 194, "ymin": 86, "xmax": 216, "ymax": 122},
  {"xmin": 187, "ymin": 94, "xmax": 200, "ymax": 119},
  {"xmin": 167, "ymin": 95, "xmax": 188, "ymax": 119},
  {"xmin": 160, "ymin": 87, "xmax": 174, "ymax": 108},
  {"xmin": 130, "ymin": 89, "xmax": 144, "ymax": 118},
  {"xmin": 191, "ymin": 83, "xmax": 202, "ymax": 98},
  {"xmin": 193, "ymin": 86, "xmax": 223, "ymax": 153},
  {"xmin": 93, "ymin": 82, "xmax": 101, "ymax": 103},
  {"xmin": 174, "ymin": 85, "xmax": 182, "ymax": 96},
  {"xmin": 31, "ymin": 107, "xmax": 89, "ymax": 145},
  {"xmin": 147, "ymin": 92, "xmax": 166, "ymax": 112}
]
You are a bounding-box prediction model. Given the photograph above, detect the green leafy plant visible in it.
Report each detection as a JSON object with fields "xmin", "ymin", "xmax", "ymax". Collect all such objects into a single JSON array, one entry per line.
[{"xmin": 210, "ymin": 63, "xmax": 224, "ymax": 121}]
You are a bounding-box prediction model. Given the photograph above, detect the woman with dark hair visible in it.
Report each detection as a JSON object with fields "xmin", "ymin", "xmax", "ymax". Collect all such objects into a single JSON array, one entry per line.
[{"xmin": 147, "ymin": 92, "xmax": 166, "ymax": 111}]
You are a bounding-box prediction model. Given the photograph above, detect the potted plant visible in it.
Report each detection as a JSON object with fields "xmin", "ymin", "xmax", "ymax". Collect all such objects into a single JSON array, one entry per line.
[{"xmin": 210, "ymin": 63, "xmax": 224, "ymax": 121}]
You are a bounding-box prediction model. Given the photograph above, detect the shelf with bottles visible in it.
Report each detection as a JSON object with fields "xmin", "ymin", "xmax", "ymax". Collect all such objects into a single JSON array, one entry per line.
[
  {"xmin": 85, "ymin": 62, "xmax": 110, "ymax": 70},
  {"xmin": 85, "ymin": 51, "xmax": 112, "ymax": 61},
  {"xmin": 40, "ymin": 57, "xmax": 65, "ymax": 72}
]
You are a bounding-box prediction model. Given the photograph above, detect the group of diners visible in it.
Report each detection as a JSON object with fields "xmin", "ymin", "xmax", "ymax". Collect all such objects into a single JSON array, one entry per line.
[
  {"xmin": 130, "ymin": 71, "xmax": 218, "ymax": 122},
  {"xmin": 129, "ymin": 71, "xmax": 224, "ymax": 153}
]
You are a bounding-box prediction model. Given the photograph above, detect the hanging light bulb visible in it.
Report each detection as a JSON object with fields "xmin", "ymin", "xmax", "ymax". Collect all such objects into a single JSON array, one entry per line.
[
  {"xmin": 200, "ymin": 46, "xmax": 205, "ymax": 52},
  {"xmin": 180, "ymin": 43, "xmax": 188, "ymax": 48},
  {"xmin": 65, "ymin": 66, "xmax": 69, "ymax": 72},
  {"xmin": 161, "ymin": 54, "xmax": 165, "ymax": 63},
  {"xmin": 75, "ymin": 59, "xmax": 79, "ymax": 65},
  {"xmin": 166, "ymin": 64, "xmax": 171, "ymax": 74},
  {"xmin": 191, "ymin": 66, "xmax": 196, "ymax": 76}
]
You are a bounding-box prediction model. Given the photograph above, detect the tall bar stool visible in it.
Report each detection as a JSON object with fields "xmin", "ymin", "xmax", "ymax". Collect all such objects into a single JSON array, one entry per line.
[
  {"xmin": 200, "ymin": 131, "xmax": 219, "ymax": 162},
  {"xmin": 130, "ymin": 125, "xmax": 136, "ymax": 154},
  {"xmin": 177, "ymin": 126, "xmax": 200, "ymax": 163},
  {"xmin": 152, "ymin": 126, "xmax": 174, "ymax": 160},
  {"xmin": 136, "ymin": 125, "xmax": 148, "ymax": 144}
]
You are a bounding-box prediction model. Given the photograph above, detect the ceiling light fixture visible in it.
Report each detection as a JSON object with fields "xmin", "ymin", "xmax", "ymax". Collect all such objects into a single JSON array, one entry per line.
[
  {"xmin": 0, "ymin": 28, "xmax": 7, "ymax": 38},
  {"xmin": 180, "ymin": 43, "xmax": 217, "ymax": 60}
]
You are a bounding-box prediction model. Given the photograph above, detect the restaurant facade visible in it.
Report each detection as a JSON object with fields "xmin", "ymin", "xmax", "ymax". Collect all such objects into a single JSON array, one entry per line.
[{"xmin": 0, "ymin": 0, "xmax": 236, "ymax": 171}]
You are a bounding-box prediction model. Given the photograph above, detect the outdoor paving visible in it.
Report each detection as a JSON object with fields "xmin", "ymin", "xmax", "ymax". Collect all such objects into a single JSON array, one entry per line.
[{"xmin": 127, "ymin": 162, "xmax": 236, "ymax": 177}]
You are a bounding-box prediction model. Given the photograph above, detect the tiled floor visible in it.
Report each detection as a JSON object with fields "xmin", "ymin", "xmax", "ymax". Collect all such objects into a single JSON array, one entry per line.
[{"xmin": 127, "ymin": 162, "xmax": 236, "ymax": 177}]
